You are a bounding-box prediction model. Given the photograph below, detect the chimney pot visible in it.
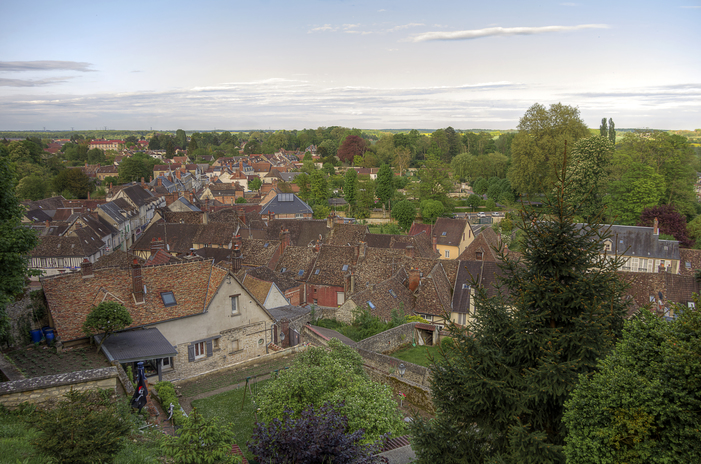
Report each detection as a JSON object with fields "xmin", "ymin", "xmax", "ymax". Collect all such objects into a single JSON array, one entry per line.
[
  {"xmin": 408, "ymin": 268, "xmax": 420, "ymax": 292},
  {"xmin": 81, "ymin": 258, "xmax": 94, "ymax": 278}
]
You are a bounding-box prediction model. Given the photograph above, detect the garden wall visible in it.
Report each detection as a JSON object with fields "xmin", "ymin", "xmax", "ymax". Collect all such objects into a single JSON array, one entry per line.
[
  {"xmin": 355, "ymin": 347, "xmax": 430, "ymax": 387},
  {"xmin": 355, "ymin": 322, "xmax": 418, "ymax": 353},
  {"xmin": 365, "ymin": 366, "xmax": 434, "ymax": 413},
  {"xmin": 0, "ymin": 366, "xmax": 119, "ymax": 409}
]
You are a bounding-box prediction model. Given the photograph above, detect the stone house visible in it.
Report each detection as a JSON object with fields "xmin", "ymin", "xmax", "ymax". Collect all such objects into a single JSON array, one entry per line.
[
  {"xmin": 432, "ymin": 217, "xmax": 475, "ymax": 260},
  {"xmin": 41, "ymin": 258, "xmax": 275, "ymax": 382},
  {"xmin": 260, "ymin": 194, "xmax": 313, "ymax": 220}
]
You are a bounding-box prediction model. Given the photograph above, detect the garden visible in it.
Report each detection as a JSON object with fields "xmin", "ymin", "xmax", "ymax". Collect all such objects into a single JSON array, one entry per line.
[
  {"xmin": 6, "ymin": 345, "xmax": 110, "ymax": 378},
  {"xmin": 389, "ymin": 337, "xmax": 453, "ymax": 368}
]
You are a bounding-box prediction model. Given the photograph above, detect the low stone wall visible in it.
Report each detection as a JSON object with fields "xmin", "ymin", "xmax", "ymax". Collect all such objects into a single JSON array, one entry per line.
[
  {"xmin": 355, "ymin": 347, "xmax": 430, "ymax": 387},
  {"xmin": 0, "ymin": 367, "xmax": 119, "ymax": 409},
  {"xmin": 172, "ymin": 344, "xmax": 308, "ymax": 387},
  {"xmin": 355, "ymin": 323, "xmax": 418, "ymax": 353},
  {"xmin": 301, "ymin": 325, "xmax": 332, "ymax": 347},
  {"xmin": 365, "ymin": 366, "xmax": 434, "ymax": 413}
]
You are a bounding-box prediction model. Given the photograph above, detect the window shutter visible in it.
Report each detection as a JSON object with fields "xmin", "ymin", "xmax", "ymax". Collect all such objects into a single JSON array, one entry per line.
[
  {"xmin": 187, "ymin": 345, "xmax": 195, "ymax": 362},
  {"xmin": 206, "ymin": 340, "xmax": 213, "ymax": 357}
]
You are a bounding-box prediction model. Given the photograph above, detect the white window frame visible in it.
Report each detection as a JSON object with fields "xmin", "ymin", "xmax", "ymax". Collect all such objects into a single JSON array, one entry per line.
[
  {"xmin": 231, "ymin": 295, "xmax": 239, "ymax": 315},
  {"xmin": 194, "ymin": 341, "xmax": 206, "ymax": 360},
  {"xmin": 445, "ymin": 250, "xmax": 450, "ymax": 258}
]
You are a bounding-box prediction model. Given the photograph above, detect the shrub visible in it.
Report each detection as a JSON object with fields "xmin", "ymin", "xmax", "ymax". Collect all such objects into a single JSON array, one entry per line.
[
  {"xmin": 162, "ymin": 409, "xmax": 240, "ymax": 464},
  {"xmin": 248, "ymin": 402, "xmax": 386, "ymax": 464},
  {"xmin": 32, "ymin": 389, "xmax": 131, "ymax": 464},
  {"xmin": 154, "ymin": 381, "xmax": 186, "ymax": 426}
]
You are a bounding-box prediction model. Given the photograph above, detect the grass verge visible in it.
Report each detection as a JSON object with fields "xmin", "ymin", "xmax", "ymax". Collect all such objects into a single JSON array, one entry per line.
[{"xmin": 390, "ymin": 337, "xmax": 453, "ymax": 367}]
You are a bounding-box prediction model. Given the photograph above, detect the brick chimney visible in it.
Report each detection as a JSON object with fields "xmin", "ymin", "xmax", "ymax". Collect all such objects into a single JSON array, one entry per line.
[
  {"xmin": 408, "ymin": 268, "xmax": 420, "ymax": 292},
  {"xmin": 353, "ymin": 243, "xmax": 360, "ymax": 265},
  {"xmin": 653, "ymin": 217, "xmax": 659, "ymax": 235},
  {"xmin": 268, "ymin": 211, "xmax": 275, "ymax": 222},
  {"xmin": 132, "ymin": 258, "xmax": 144, "ymax": 303},
  {"xmin": 279, "ymin": 228, "xmax": 290, "ymax": 256},
  {"xmin": 81, "ymin": 258, "xmax": 93, "ymax": 278},
  {"xmin": 432, "ymin": 235, "xmax": 437, "ymax": 253},
  {"xmin": 141, "ymin": 177, "xmax": 145, "ymax": 187},
  {"xmin": 45, "ymin": 219, "xmax": 50, "ymax": 229},
  {"xmin": 405, "ymin": 245, "xmax": 415, "ymax": 258},
  {"xmin": 176, "ymin": 169, "xmax": 181, "ymax": 180},
  {"xmin": 327, "ymin": 214, "xmax": 335, "ymax": 229},
  {"xmin": 232, "ymin": 244, "xmax": 242, "ymax": 272},
  {"xmin": 157, "ymin": 177, "xmax": 163, "ymax": 187}
]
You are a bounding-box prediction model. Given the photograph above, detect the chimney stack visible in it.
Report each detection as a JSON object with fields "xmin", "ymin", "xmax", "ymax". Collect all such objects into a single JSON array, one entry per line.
[
  {"xmin": 353, "ymin": 243, "xmax": 360, "ymax": 265},
  {"xmin": 45, "ymin": 219, "xmax": 50, "ymax": 229},
  {"xmin": 157, "ymin": 177, "xmax": 163, "ymax": 187},
  {"xmin": 268, "ymin": 211, "xmax": 275, "ymax": 222},
  {"xmin": 279, "ymin": 228, "xmax": 291, "ymax": 257},
  {"xmin": 232, "ymin": 244, "xmax": 242, "ymax": 272},
  {"xmin": 81, "ymin": 258, "xmax": 93, "ymax": 278},
  {"xmin": 408, "ymin": 268, "xmax": 420, "ymax": 292},
  {"xmin": 132, "ymin": 258, "xmax": 144, "ymax": 303},
  {"xmin": 432, "ymin": 235, "xmax": 437, "ymax": 253},
  {"xmin": 405, "ymin": 245, "xmax": 415, "ymax": 259},
  {"xmin": 141, "ymin": 177, "xmax": 145, "ymax": 187},
  {"xmin": 653, "ymin": 217, "xmax": 659, "ymax": 236},
  {"xmin": 327, "ymin": 214, "xmax": 334, "ymax": 229}
]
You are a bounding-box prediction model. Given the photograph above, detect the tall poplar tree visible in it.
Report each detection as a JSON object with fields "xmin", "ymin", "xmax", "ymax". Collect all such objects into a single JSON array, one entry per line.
[
  {"xmin": 608, "ymin": 118, "xmax": 616, "ymax": 144},
  {"xmin": 411, "ymin": 165, "xmax": 628, "ymax": 464},
  {"xmin": 344, "ymin": 168, "xmax": 358, "ymax": 214},
  {"xmin": 599, "ymin": 117, "xmax": 608, "ymax": 137},
  {"xmin": 375, "ymin": 164, "xmax": 394, "ymax": 208}
]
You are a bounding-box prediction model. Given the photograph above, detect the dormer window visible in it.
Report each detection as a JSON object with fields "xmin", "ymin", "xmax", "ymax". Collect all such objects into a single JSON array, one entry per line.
[
  {"xmin": 603, "ymin": 240, "xmax": 612, "ymax": 252},
  {"xmin": 389, "ymin": 289, "xmax": 397, "ymax": 298},
  {"xmin": 161, "ymin": 292, "xmax": 177, "ymax": 307}
]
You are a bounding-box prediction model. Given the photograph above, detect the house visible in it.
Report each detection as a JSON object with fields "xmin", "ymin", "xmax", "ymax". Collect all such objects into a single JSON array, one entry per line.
[
  {"xmin": 260, "ymin": 194, "xmax": 313, "ymax": 220},
  {"xmin": 336, "ymin": 268, "xmax": 415, "ymax": 323},
  {"xmin": 241, "ymin": 273, "xmax": 289, "ymax": 310},
  {"xmin": 451, "ymin": 260, "xmax": 503, "ymax": 326},
  {"xmin": 432, "ymin": 217, "xmax": 475, "ymax": 259},
  {"xmin": 241, "ymin": 266, "xmax": 305, "ymax": 306},
  {"xmin": 457, "ymin": 227, "xmax": 503, "ymax": 262},
  {"xmin": 268, "ymin": 305, "xmax": 312, "ymax": 348},
  {"xmin": 596, "ymin": 221, "xmax": 681, "ymax": 274},
  {"xmin": 111, "ymin": 184, "xmax": 165, "ymax": 243},
  {"xmin": 98, "ymin": 198, "xmax": 139, "ymax": 250},
  {"xmin": 41, "ymin": 258, "xmax": 276, "ymax": 381},
  {"xmin": 306, "ymin": 245, "xmax": 358, "ymax": 307},
  {"xmin": 89, "ymin": 140, "xmax": 125, "ymax": 151}
]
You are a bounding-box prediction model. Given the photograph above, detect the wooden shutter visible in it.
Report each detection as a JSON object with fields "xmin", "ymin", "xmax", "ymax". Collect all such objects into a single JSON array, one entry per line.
[
  {"xmin": 206, "ymin": 340, "xmax": 213, "ymax": 357},
  {"xmin": 187, "ymin": 344, "xmax": 195, "ymax": 362}
]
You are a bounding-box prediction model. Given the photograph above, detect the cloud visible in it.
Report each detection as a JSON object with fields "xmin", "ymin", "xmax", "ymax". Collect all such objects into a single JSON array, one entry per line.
[
  {"xmin": 308, "ymin": 24, "xmax": 337, "ymax": 33},
  {"xmin": 410, "ymin": 24, "xmax": 609, "ymax": 42},
  {"xmin": 0, "ymin": 77, "xmax": 73, "ymax": 87},
  {"xmin": 388, "ymin": 23, "xmax": 424, "ymax": 32},
  {"xmin": 0, "ymin": 61, "xmax": 95, "ymax": 72}
]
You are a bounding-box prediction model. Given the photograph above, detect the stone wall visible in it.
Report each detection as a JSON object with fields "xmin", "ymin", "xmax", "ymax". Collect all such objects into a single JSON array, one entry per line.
[
  {"xmin": 0, "ymin": 367, "xmax": 118, "ymax": 408},
  {"xmin": 172, "ymin": 344, "xmax": 308, "ymax": 387},
  {"xmin": 365, "ymin": 366, "xmax": 434, "ymax": 413},
  {"xmin": 355, "ymin": 322, "xmax": 418, "ymax": 353},
  {"xmin": 355, "ymin": 347, "xmax": 430, "ymax": 386},
  {"xmin": 301, "ymin": 325, "xmax": 331, "ymax": 347}
]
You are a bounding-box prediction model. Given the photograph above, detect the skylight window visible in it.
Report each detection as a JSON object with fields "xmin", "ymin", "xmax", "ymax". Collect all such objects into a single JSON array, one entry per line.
[
  {"xmin": 281, "ymin": 267, "xmax": 287, "ymax": 273},
  {"xmin": 161, "ymin": 292, "xmax": 177, "ymax": 307},
  {"xmin": 389, "ymin": 289, "xmax": 397, "ymax": 298},
  {"xmin": 298, "ymin": 270, "xmax": 304, "ymax": 276},
  {"xmin": 342, "ymin": 264, "xmax": 349, "ymax": 271},
  {"xmin": 441, "ymin": 231, "xmax": 447, "ymax": 236},
  {"xmin": 314, "ymin": 269, "xmax": 320, "ymax": 275},
  {"xmin": 462, "ymin": 283, "xmax": 469, "ymax": 289},
  {"xmin": 367, "ymin": 301, "xmax": 376, "ymax": 309},
  {"xmin": 264, "ymin": 242, "xmax": 269, "ymax": 248}
]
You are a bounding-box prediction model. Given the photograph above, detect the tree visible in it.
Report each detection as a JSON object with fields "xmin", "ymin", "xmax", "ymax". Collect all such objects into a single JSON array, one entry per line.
[
  {"xmin": 82, "ymin": 301, "xmax": 133, "ymax": 353},
  {"xmin": 243, "ymin": 139, "xmax": 261, "ymax": 155},
  {"xmin": 162, "ymin": 409, "xmax": 240, "ymax": 464},
  {"xmin": 33, "ymin": 389, "xmax": 132, "ymax": 464},
  {"xmin": 451, "ymin": 153, "xmax": 472, "ymax": 181},
  {"xmin": 15, "ymin": 174, "xmax": 48, "ymax": 201},
  {"xmin": 344, "ymin": 168, "xmax": 358, "ymax": 213},
  {"xmin": 420, "ymin": 199, "xmax": 444, "ymax": 224},
  {"xmin": 411, "ymin": 170, "xmax": 628, "ymax": 464},
  {"xmin": 472, "ymin": 178, "xmax": 489, "ymax": 195},
  {"xmin": 466, "ymin": 194, "xmax": 482, "ymax": 211},
  {"xmin": 608, "ymin": 118, "xmax": 616, "ymax": 144},
  {"xmin": 53, "ymin": 168, "xmax": 92, "ymax": 198},
  {"xmin": 394, "ymin": 147, "xmax": 412, "ymax": 175},
  {"xmin": 248, "ymin": 402, "xmax": 385, "ymax": 464},
  {"xmin": 249, "ymin": 177, "xmax": 262, "ymax": 191},
  {"xmin": 563, "ymin": 135, "xmax": 614, "ymax": 220},
  {"xmin": 638, "ymin": 204, "xmax": 693, "ymax": 248},
  {"xmin": 187, "ymin": 137, "xmax": 198, "ymax": 158},
  {"xmin": 0, "ymin": 157, "xmax": 39, "ymax": 345},
  {"xmin": 235, "ymin": 197, "xmax": 247, "ymax": 204},
  {"xmin": 375, "ymin": 164, "xmax": 395, "ymax": 208},
  {"xmin": 294, "ymin": 173, "xmax": 311, "ymax": 201},
  {"xmin": 391, "ymin": 200, "xmax": 416, "ymax": 230},
  {"xmin": 411, "ymin": 154, "xmax": 452, "ymax": 207},
  {"xmin": 508, "ymin": 103, "xmax": 590, "ymax": 194},
  {"xmin": 174, "ymin": 129, "xmax": 187, "ymax": 149},
  {"xmin": 338, "ymin": 135, "xmax": 366, "ymax": 164},
  {"xmin": 599, "ymin": 117, "xmax": 608, "ymax": 138},
  {"xmin": 606, "ymin": 163, "xmax": 665, "ymax": 225},
  {"xmin": 310, "ymin": 169, "xmax": 328, "ymax": 202},
  {"xmin": 564, "ymin": 309, "xmax": 701, "ymax": 464},
  {"xmin": 256, "ymin": 339, "xmax": 404, "ymax": 443}
]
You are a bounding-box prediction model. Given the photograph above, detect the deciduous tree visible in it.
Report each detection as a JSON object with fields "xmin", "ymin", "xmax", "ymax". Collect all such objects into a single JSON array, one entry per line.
[
  {"xmin": 53, "ymin": 168, "xmax": 92, "ymax": 199},
  {"xmin": 338, "ymin": 135, "xmax": 366, "ymax": 164},
  {"xmin": 391, "ymin": 199, "xmax": 416, "ymax": 230},
  {"xmin": 638, "ymin": 204, "xmax": 693, "ymax": 248},
  {"xmin": 82, "ymin": 301, "xmax": 133, "ymax": 353},
  {"xmin": 564, "ymin": 135, "xmax": 614, "ymax": 220}
]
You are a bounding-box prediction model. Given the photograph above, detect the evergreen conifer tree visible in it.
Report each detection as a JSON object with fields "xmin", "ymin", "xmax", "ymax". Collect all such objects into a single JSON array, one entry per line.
[{"xmin": 411, "ymin": 162, "xmax": 628, "ymax": 464}]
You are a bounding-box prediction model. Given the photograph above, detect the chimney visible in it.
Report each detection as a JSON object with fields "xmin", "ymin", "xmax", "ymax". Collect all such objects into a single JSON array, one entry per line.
[
  {"xmin": 405, "ymin": 245, "xmax": 415, "ymax": 258},
  {"xmin": 314, "ymin": 239, "xmax": 320, "ymax": 253},
  {"xmin": 432, "ymin": 235, "xmax": 437, "ymax": 253},
  {"xmin": 653, "ymin": 217, "xmax": 659, "ymax": 235},
  {"xmin": 132, "ymin": 258, "xmax": 144, "ymax": 303},
  {"xmin": 141, "ymin": 177, "xmax": 145, "ymax": 187},
  {"xmin": 157, "ymin": 177, "xmax": 163, "ymax": 187},
  {"xmin": 205, "ymin": 198, "xmax": 209, "ymax": 212},
  {"xmin": 239, "ymin": 160, "xmax": 243, "ymax": 171},
  {"xmin": 327, "ymin": 214, "xmax": 334, "ymax": 229},
  {"xmin": 45, "ymin": 219, "xmax": 50, "ymax": 229},
  {"xmin": 350, "ymin": 272, "xmax": 355, "ymax": 294},
  {"xmin": 279, "ymin": 228, "xmax": 290, "ymax": 257},
  {"xmin": 109, "ymin": 182, "xmax": 112, "ymax": 190},
  {"xmin": 232, "ymin": 244, "xmax": 242, "ymax": 272},
  {"xmin": 354, "ymin": 243, "xmax": 360, "ymax": 265},
  {"xmin": 408, "ymin": 268, "xmax": 420, "ymax": 292},
  {"xmin": 176, "ymin": 169, "xmax": 181, "ymax": 180},
  {"xmin": 87, "ymin": 191, "xmax": 91, "ymax": 200},
  {"xmin": 80, "ymin": 258, "xmax": 93, "ymax": 278},
  {"xmin": 268, "ymin": 211, "xmax": 275, "ymax": 222}
]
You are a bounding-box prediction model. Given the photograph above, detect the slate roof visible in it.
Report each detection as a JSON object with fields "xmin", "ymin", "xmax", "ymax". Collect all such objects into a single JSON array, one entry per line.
[
  {"xmin": 265, "ymin": 219, "xmax": 330, "ymax": 247},
  {"xmin": 98, "ymin": 328, "xmax": 178, "ymax": 363},
  {"xmin": 32, "ymin": 234, "xmax": 102, "ymax": 258},
  {"xmin": 99, "ymin": 200, "xmax": 136, "ymax": 225},
  {"xmin": 121, "ymin": 184, "xmax": 159, "ymax": 208},
  {"xmin": 275, "ymin": 246, "xmax": 319, "ymax": 281},
  {"xmin": 42, "ymin": 259, "xmax": 228, "ymax": 341},
  {"xmin": 25, "ymin": 209, "xmax": 52, "ymax": 222},
  {"xmin": 171, "ymin": 197, "xmax": 201, "ymax": 212},
  {"xmin": 434, "ymin": 217, "xmax": 469, "ymax": 247},
  {"xmin": 267, "ymin": 305, "xmax": 311, "ymax": 322},
  {"xmin": 243, "ymin": 266, "xmax": 301, "ymax": 292},
  {"xmin": 260, "ymin": 194, "xmax": 313, "ymax": 216},
  {"xmin": 305, "ymin": 325, "xmax": 356, "ymax": 346},
  {"xmin": 451, "ymin": 260, "xmax": 504, "ymax": 314},
  {"xmin": 581, "ymin": 224, "xmax": 681, "ymax": 260}
]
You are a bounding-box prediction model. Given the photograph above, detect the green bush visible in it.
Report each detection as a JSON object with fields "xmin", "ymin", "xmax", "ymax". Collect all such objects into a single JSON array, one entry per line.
[
  {"xmin": 161, "ymin": 409, "xmax": 240, "ymax": 464},
  {"xmin": 32, "ymin": 389, "xmax": 131, "ymax": 464},
  {"xmin": 154, "ymin": 381, "xmax": 186, "ymax": 426}
]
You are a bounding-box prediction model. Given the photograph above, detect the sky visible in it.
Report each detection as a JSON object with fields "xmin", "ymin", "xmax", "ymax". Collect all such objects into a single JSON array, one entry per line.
[{"xmin": 1, "ymin": 0, "xmax": 699, "ymax": 131}]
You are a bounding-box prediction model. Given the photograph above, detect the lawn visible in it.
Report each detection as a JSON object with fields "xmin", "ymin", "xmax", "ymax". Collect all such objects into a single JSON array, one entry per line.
[
  {"xmin": 6, "ymin": 345, "xmax": 111, "ymax": 378},
  {"xmin": 192, "ymin": 380, "xmax": 269, "ymax": 462},
  {"xmin": 390, "ymin": 337, "xmax": 453, "ymax": 367}
]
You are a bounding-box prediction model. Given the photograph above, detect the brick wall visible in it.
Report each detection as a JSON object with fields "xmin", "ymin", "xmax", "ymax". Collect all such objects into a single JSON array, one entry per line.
[
  {"xmin": 307, "ymin": 285, "xmax": 343, "ymax": 307},
  {"xmin": 0, "ymin": 367, "xmax": 118, "ymax": 409}
]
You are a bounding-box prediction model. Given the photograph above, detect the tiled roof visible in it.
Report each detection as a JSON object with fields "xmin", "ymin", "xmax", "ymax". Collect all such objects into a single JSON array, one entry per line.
[
  {"xmin": 348, "ymin": 271, "xmax": 414, "ymax": 322},
  {"xmin": 93, "ymin": 250, "xmax": 145, "ymax": 270},
  {"xmin": 160, "ymin": 210, "xmax": 203, "ymax": 225},
  {"xmin": 458, "ymin": 227, "xmax": 502, "ymax": 262},
  {"xmin": 266, "ymin": 219, "xmax": 330, "ymax": 247},
  {"xmin": 242, "ymin": 275, "xmax": 272, "ymax": 305},
  {"xmin": 32, "ymin": 234, "xmax": 102, "ymax": 258},
  {"xmin": 23, "ymin": 196, "xmax": 67, "ymax": 213},
  {"xmin": 452, "ymin": 260, "xmax": 504, "ymax": 314},
  {"xmin": 243, "ymin": 266, "xmax": 301, "ymax": 292},
  {"xmin": 619, "ymin": 271, "xmax": 699, "ymax": 318},
  {"xmin": 434, "ymin": 217, "xmax": 469, "ymax": 246},
  {"xmin": 275, "ymin": 246, "xmax": 318, "ymax": 281},
  {"xmin": 307, "ymin": 245, "xmax": 356, "ymax": 287},
  {"xmin": 267, "ymin": 305, "xmax": 311, "ymax": 322},
  {"xmin": 42, "ymin": 259, "xmax": 228, "ymax": 341},
  {"xmin": 144, "ymin": 249, "xmax": 182, "ymax": 267},
  {"xmin": 121, "ymin": 184, "xmax": 159, "ymax": 208},
  {"xmin": 241, "ymin": 239, "xmax": 281, "ymax": 267},
  {"xmin": 408, "ymin": 223, "xmax": 431, "ymax": 237},
  {"xmin": 327, "ymin": 224, "xmax": 368, "ymax": 246},
  {"xmin": 305, "ymin": 325, "xmax": 356, "ymax": 346},
  {"xmin": 414, "ymin": 263, "xmax": 452, "ymax": 317},
  {"xmin": 678, "ymin": 248, "xmax": 701, "ymax": 276}
]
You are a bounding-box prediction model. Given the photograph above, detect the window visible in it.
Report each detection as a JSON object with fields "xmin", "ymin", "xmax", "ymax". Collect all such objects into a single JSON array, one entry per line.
[
  {"xmin": 281, "ymin": 267, "xmax": 287, "ymax": 273},
  {"xmin": 295, "ymin": 213, "xmax": 304, "ymax": 218},
  {"xmin": 194, "ymin": 341, "xmax": 206, "ymax": 360},
  {"xmin": 457, "ymin": 313, "xmax": 467, "ymax": 325},
  {"xmin": 445, "ymin": 250, "xmax": 450, "ymax": 258},
  {"xmin": 298, "ymin": 269, "xmax": 304, "ymax": 276},
  {"xmin": 314, "ymin": 269, "xmax": 320, "ymax": 275},
  {"xmin": 161, "ymin": 292, "xmax": 177, "ymax": 307},
  {"xmin": 462, "ymin": 283, "xmax": 469, "ymax": 290},
  {"xmin": 264, "ymin": 242, "xmax": 269, "ymax": 248},
  {"xmin": 603, "ymin": 240, "xmax": 612, "ymax": 252},
  {"xmin": 367, "ymin": 301, "xmax": 376, "ymax": 309},
  {"xmin": 389, "ymin": 289, "xmax": 397, "ymax": 298},
  {"xmin": 441, "ymin": 231, "xmax": 447, "ymax": 236},
  {"xmin": 342, "ymin": 264, "xmax": 349, "ymax": 271},
  {"xmin": 230, "ymin": 339, "xmax": 240, "ymax": 353},
  {"xmin": 686, "ymin": 262, "xmax": 692, "ymax": 269},
  {"xmin": 476, "ymin": 251, "xmax": 483, "ymax": 260},
  {"xmin": 231, "ymin": 295, "xmax": 239, "ymax": 315}
]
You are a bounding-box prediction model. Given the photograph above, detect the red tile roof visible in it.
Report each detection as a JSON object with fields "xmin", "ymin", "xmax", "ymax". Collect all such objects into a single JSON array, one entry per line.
[{"xmin": 42, "ymin": 260, "xmax": 228, "ymax": 341}]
